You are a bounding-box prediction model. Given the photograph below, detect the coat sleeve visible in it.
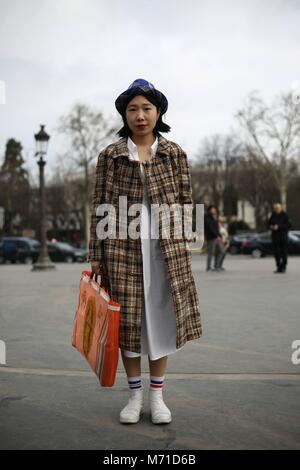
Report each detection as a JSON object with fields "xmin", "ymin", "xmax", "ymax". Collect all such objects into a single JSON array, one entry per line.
[
  {"xmin": 178, "ymin": 149, "xmax": 194, "ymax": 243},
  {"xmin": 280, "ymin": 213, "xmax": 292, "ymax": 231},
  {"xmin": 268, "ymin": 214, "xmax": 274, "ymax": 229},
  {"xmin": 88, "ymin": 149, "xmax": 107, "ymax": 263},
  {"xmin": 204, "ymin": 214, "xmax": 220, "ymax": 239}
]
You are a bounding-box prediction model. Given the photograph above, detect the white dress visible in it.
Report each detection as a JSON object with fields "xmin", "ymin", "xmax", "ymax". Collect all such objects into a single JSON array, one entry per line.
[{"xmin": 123, "ymin": 136, "xmax": 184, "ymax": 360}]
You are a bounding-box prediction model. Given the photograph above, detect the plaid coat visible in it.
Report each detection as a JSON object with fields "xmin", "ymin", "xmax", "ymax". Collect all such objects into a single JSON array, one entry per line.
[{"xmin": 88, "ymin": 133, "xmax": 202, "ymax": 353}]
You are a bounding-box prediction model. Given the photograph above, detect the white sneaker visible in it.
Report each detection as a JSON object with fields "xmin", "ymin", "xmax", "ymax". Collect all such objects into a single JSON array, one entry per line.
[
  {"xmin": 119, "ymin": 389, "xmax": 144, "ymax": 424},
  {"xmin": 149, "ymin": 390, "xmax": 172, "ymax": 424}
]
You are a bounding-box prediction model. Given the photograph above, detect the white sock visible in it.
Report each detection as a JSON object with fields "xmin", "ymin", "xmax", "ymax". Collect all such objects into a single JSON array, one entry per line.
[
  {"xmin": 150, "ymin": 375, "xmax": 165, "ymax": 392},
  {"xmin": 127, "ymin": 375, "xmax": 143, "ymax": 392}
]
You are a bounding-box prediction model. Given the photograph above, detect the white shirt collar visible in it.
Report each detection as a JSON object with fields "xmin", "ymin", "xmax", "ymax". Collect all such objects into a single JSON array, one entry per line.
[{"xmin": 127, "ymin": 136, "xmax": 158, "ymax": 161}]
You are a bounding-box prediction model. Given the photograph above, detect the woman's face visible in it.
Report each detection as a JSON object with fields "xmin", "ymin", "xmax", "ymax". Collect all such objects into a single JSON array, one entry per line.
[{"xmin": 125, "ymin": 95, "xmax": 160, "ymax": 137}]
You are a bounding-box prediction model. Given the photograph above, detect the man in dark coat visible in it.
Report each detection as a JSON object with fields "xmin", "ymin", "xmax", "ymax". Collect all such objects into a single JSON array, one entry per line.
[
  {"xmin": 268, "ymin": 202, "xmax": 292, "ymax": 273},
  {"xmin": 204, "ymin": 205, "xmax": 225, "ymax": 271}
]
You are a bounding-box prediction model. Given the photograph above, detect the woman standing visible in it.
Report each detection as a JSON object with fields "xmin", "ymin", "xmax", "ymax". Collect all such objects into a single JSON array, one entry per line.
[
  {"xmin": 88, "ymin": 78, "xmax": 202, "ymax": 425},
  {"xmin": 214, "ymin": 214, "xmax": 229, "ymax": 272}
]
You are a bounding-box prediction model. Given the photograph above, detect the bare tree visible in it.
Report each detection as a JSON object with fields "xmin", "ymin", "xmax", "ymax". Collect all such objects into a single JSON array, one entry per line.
[
  {"xmin": 235, "ymin": 157, "xmax": 279, "ymax": 231},
  {"xmin": 46, "ymin": 170, "xmax": 86, "ymax": 244},
  {"xmin": 235, "ymin": 90, "xmax": 300, "ymax": 208},
  {"xmin": 194, "ymin": 133, "xmax": 243, "ymax": 212},
  {"xmin": 57, "ymin": 103, "xmax": 119, "ymax": 245}
]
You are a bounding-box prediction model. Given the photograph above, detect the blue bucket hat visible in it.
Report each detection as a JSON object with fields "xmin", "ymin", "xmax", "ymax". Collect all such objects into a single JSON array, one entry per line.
[{"xmin": 115, "ymin": 78, "xmax": 168, "ymax": 115}]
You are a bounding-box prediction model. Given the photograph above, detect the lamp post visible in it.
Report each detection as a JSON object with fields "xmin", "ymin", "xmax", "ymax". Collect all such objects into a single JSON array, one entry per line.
[{"xmin": 32, "ymin": 125, "xmax": 55, "ymax": 271}]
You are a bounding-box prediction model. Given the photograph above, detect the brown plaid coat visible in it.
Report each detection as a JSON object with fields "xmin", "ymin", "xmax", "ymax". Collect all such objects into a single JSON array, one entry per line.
[{"xmin": 88, "ymin": 133, "xmax": 202, "ymax": 353}]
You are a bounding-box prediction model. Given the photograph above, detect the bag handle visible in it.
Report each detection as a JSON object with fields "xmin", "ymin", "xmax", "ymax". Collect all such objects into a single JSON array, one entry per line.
[{"xmin": 89, "ymin": 271, "xmax": 98, "ymax": 281}]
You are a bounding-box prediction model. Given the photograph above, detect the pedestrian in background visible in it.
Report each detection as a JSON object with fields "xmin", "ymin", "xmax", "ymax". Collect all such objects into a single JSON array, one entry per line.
[
  {"xmin": 214, "ymin": 214, "xmax": 229, "ymax": 271},
  {"xmin": 204, "ymin": 205, "xmax": 224, "ymax": 271},
  {"xmin": 268, "ymin": 202, "xmax": 292, "ymax": 273}
]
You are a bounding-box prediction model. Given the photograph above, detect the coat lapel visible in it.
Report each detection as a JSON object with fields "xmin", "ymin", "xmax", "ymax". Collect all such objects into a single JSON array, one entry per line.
[{"xmin": 110, "ymin": 134, "xmax": 171, "ymax": 160}]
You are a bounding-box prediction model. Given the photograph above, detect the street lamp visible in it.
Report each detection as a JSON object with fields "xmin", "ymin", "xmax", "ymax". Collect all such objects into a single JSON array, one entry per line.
[{"xmin": 32, "ymin": 125, "xmax": 56, "ymax": 271}]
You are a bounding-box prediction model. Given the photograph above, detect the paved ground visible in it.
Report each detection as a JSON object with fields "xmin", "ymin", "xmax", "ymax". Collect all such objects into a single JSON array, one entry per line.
[{"xmin": 0, "ymin": 254, "xmax": 299, "ymax": 450}]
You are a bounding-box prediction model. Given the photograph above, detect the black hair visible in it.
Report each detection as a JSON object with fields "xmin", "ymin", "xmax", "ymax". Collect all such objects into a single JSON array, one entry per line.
[
  {"xmin": 207, "ymin": 205, "xmax": 217, "ymax": 212},
  {"xmin": 115, "ymin": 91, "xmax": 171, "ymax": 138}
]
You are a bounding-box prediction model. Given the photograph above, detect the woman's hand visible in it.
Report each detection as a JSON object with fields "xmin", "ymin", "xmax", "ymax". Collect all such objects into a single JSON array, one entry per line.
[
  {"xmin": 90, "ymin": 261, "xmax": 110, "ymax": 292},
  {"xmin": 91, "ymin": 261, "xmax": 102, "ymax": 275}
]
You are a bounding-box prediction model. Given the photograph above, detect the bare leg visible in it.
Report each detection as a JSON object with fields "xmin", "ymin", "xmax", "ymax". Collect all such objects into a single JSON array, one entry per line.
[
  {"xmin": 120, "ymin": 349, "xmax": 141, "ymax": 377},
  {"xmin": 148, "ymin": 355, "xmax": 168, "ymax": 376},
  {"xmin": 148, "ymin": 355, "xmax": 171, "ymax": 424}
]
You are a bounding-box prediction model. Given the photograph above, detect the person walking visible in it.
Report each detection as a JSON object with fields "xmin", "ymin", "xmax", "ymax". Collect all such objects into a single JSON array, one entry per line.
[
  {"xmin": 88, "ymin": 78, "xmax": 202, "ymax": 425},
  {"xmin": 204, "ymin": 205, "xmax": 224, "ymax": 271},
  {"xmin": 214, "ymin": 214, "xmax": 229, "ymax": 271},
  {"xmin": 268, "ymin": 202, "xmax": 292, "ymax": 273}
]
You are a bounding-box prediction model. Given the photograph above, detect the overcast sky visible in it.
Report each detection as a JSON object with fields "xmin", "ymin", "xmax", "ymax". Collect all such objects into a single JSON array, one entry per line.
[{"xmin": 0, "ymin": 0, "xmax": 299, "ymax": 178}]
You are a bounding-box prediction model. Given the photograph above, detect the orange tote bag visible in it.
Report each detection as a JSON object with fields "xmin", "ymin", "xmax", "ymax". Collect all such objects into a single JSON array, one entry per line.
[{"xmin": 72, "ymin": 270, "xmax": 121, "ymax": 387}]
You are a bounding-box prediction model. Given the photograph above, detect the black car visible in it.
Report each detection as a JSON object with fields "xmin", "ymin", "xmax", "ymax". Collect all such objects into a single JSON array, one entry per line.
[
  {"xmin": 0, "ymin": 237, "xmax": 40, "ymax": 264},
  {"xmin": 71, "ymin": 246, "xmax": 88, "ymax": 263},
  {"xmin": 290, "ymin": 230, "xmax": 300, "ymax": 241},
  {"xmin": 0, "ymin": 237, "xmax": 88, "ymax": 264},
  {"xmin": 46, "ymin": 242, "xmax": 88, "ymax": 263},
  {"xmin": 241, "ymin": 232, "xmax": 300, "ymax": 258},
  {"xmin": 228, "ymin": 232, "xmax": 258, "ymax": 254}
]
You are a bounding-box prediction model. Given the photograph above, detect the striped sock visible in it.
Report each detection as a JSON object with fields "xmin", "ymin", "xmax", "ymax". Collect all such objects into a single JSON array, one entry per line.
[
  {"xmin": 150, "ymin": 375, "xmax": 165, "ymax": 391},
  {"xmin": 127, "ymin": 376, "xmax": 143, "ymax": 391}
]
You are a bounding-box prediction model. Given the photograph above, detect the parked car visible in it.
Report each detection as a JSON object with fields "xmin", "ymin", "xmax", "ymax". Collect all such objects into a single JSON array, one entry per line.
[
  {"xmin": 47, "ymin": 242, "xmax": 88, "ymax": 263},
  {"xmin": 290, "ymin": 230, "xmax": 300, "ymax": 241},
  {"xmin": 228, "ymin": 231, "xmax": 258, "ymax": 254},
  {"xmin": 0, "ymin": 237, "xmax": 88, "ymax": 264},
  {"xmin": 73, "ymin": 247, "xmax": 88, "ymax": 262},
  {"xmin": 0, "ymin": 237, "xmax": 40, "ymax": 264},
  {"xmin": 241, "ymin": 232, "xmax": 300, "ymax": 258}
]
